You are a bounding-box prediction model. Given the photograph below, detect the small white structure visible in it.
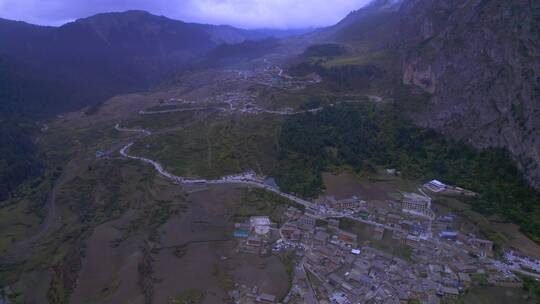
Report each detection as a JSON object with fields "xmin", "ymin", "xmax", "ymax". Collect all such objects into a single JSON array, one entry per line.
[
  {"xmin": 250, "ymin": 216, "xmax": 271, "ymax": 235},
  {"xmin": 386, "ymin": 168, "xmax": 397, "ymax": 175},
  {"xmin": 424, "ymin": 179, "xmax": 447, "ymax": 192}
]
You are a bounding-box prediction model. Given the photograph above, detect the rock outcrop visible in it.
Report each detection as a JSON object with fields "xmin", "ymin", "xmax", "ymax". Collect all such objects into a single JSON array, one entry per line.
[
  {"xmin": 398, "ymin": 0, "xmax": 540, "ymax": 189},
  {"xmin": 329, "ymin": 0, "xmax": 540, "ymax": 190}
]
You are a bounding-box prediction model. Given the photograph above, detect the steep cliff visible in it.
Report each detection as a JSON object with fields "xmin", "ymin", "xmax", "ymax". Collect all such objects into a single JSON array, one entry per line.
[
  {"xmin": 330, "ymin": 0, "xmax": 540, "ymax": 190},
  {"xmin": 399, "ymin": 0, "xmax": 540, "ymax": 189}
]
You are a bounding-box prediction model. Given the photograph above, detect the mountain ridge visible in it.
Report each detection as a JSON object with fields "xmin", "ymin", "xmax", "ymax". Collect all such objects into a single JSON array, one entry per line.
[
  {"xmin": 318, "ymin": 0, "xmax": 540, "ymax": 191},
  {"xmin": 0, "ymin": 10, "xmax": 308, "ymax": 118}
]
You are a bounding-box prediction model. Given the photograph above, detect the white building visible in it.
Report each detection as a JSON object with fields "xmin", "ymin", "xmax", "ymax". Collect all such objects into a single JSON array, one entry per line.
[
  {"xmin": 250, "ymin": 216, "xmax": 271, "ymax": 235},
  {"xmin": 424, "ymin": 179, "xmax": 447, "ymax": 192}
]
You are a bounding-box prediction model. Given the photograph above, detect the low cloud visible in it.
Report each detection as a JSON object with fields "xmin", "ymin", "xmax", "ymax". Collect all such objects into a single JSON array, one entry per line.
[{"xmin": 0, "ymin": 0, "xmax": 370, "ymax": 28}]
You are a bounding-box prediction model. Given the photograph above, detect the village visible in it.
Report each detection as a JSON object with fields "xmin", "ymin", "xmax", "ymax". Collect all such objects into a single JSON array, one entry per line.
[
  {"xmin": 134, "ymin": 61, "xmax": 323, "ymax": 117},
  {"xmin": 109, "ymin": 62, "xmax": 540, "ymax": 304},
  {"xmin": 226, "ymin": 179, "xmax": 539, "ymax": 304}
]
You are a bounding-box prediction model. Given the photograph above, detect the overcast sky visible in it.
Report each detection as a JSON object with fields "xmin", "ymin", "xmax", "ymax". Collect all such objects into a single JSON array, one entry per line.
[{"xmin": 0, "ymin": 0, "xmax": 371, "ymax": 29}]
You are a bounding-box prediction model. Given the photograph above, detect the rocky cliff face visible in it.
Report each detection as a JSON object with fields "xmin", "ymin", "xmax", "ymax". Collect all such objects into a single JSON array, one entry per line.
[
  {"xmin": 398, "ymin": 0, "xmax": 540, "ymax": 189},
  {"xmin": 329, "ymin": 0, "xmax": 540, "ymax": 190}
]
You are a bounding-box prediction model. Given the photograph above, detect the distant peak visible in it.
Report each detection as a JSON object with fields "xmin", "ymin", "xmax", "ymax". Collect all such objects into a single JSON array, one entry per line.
[
  {"xmin": 74, "ymin": 10, "xmax": 158, "ymax": 24},
  {"xmin": 119, "ymin": 10, "xmax": 151, "ymax": 15}
]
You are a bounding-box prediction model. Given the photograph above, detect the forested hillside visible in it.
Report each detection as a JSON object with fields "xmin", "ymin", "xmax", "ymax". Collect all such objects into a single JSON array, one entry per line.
[
  {"xmin": 274, "ymin": 102, "xmax": 540, "ymax": 243},
  {"xmin": 0, "ymin": 119, "xmax": 42, "ymax": 201}
]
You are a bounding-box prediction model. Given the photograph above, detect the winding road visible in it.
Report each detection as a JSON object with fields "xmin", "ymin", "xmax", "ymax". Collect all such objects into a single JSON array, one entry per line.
[
  {"xmin": 116, "ymin": 126, "xmax": 315, "ymax": 209},
  {"xmin": 138, "ymin": 107, "xmax": 217, "ymax": 115},
  {"xmin": 115, "ymin": 94, "xmax": 385, "ymax": 212}
]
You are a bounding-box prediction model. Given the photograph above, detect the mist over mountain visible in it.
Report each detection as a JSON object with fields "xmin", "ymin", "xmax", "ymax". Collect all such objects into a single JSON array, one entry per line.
[
  {"xmin": 0, "ymin": 10, "xmax": 307, "ymax": 117},
  {"xmin": 0, "ymin": 10, "xmax": 310, "ymax": 202}
]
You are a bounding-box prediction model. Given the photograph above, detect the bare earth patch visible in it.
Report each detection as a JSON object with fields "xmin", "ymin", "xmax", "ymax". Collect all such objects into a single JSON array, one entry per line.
[
  {"xmin": 153, "ymin": 184, "xmax": 289, "ymax": 304},
  {"xmin": 227, "ymin": 253, "xmax": 289, "ymax": 298},
  {"xmin": 70, "ymin": 212, "xmax": 145, "ymax": 304},
  {"xmin": 322, "ymin": 172, "xmax": 418, "ymax": 201}
]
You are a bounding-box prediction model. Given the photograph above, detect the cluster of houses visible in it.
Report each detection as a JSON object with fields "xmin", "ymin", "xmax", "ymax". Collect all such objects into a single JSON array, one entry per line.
[
  {"xmin": 504, "ymin": 250, "xmax": 540, "ymax": 273},
  {"xmin": 279, "ymin": 210, "xmax": 358, "ymax": 249},
  {"xmin": 228, "ymin": 183, "xmax": 530, "ymax": 304},
  {"xmin": 293, "ymin": 216, "xmax": 519, "ymax": 304},
  {"xmin": 306, "ymin": 244, "xmax": 453, "ymax": 303},
  {"xmin": 228, "ymin": 285, "xmax": 278, "ymax": 304}
]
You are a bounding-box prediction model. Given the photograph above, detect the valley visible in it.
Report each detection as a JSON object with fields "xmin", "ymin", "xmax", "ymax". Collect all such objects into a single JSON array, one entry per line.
[
  {"xmin": 2, "ymin": 50, "xmax": 539, "ymax": 303},
  {"xmin": 0, "ymin": 1, "xmax": 539, "ymax": 303}
]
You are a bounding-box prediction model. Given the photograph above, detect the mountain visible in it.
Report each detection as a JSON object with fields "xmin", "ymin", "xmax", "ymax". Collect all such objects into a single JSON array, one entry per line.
[
  {"xmin": 0, "ymin": 11, "xmax": 308, "ymax": 202},
  {"xmin": 0, "ymin": 10, "xmax": 305, "ymax": 118},
  {"xmin": 320, "ymin": 0, "xmax": 540, "ymax": 190}
]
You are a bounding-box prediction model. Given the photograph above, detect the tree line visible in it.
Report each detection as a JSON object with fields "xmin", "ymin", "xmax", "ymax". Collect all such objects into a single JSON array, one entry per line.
[
  {"xmin": 273, "ymin": 102, "xmax": 540, "ymax": 244},
  {"xmin": 0, "ymin": 119, "xmax": 42, "ymax": 201}
]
